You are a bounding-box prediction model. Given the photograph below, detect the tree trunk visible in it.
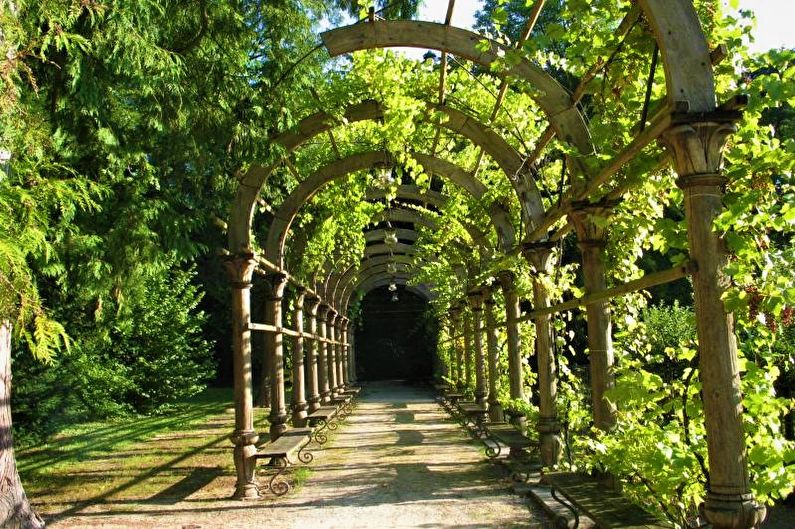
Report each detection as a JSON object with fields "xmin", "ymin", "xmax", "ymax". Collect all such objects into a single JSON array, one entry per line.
[{"xmin": 0, "ymin": 321, "xmax": 45, "ymax": 529}]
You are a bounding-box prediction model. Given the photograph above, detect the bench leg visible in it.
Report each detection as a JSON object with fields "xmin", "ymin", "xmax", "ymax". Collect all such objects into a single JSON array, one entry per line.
[
  {"xmin": 482, "ymin": 437, "xmax": 502, "ymax": 459},
  {"xmin": 297, "ymin": 436, "xmax": 314, "ymax": 464},
  {"xmin": 313, "ymin": 419, "xmax": 329, "ymax": 446},
  {"xmin": 262, "ymin": 457, "xmax": 291, "ymax": 496},
  {"xmin": 550, "ymin": 487, "xmax": 580, "ymax": 529}
]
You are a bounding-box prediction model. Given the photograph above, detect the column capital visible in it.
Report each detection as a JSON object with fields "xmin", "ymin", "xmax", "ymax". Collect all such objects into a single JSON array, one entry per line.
[
  {"xmin": 497, "ymin": 270, "xmax": 516, "ymax": 292},
  {"xmin": 521, "ymin": 241, "xmax": 555, "ymax": 271},
  {"xmin": 570, "ymin": 198, "xmax": 620, "ymax": 245},
  {"xmin": 224, "ymin": 253, "xmax": 257, "ymax": 288},
  {"xmin": 467, "ymin": 289, "xmax": 484, "ymax": 311},
  {"xmin": 449, "ymin": 306, "xmax": 462, "ymax": 320},
  {"xmin": 661, "ymin": 120, "xmax": 737, "ymax": 178},
  {"xmin": 267, "ymin": 272, "xmax": 288, "ymax": 301}
]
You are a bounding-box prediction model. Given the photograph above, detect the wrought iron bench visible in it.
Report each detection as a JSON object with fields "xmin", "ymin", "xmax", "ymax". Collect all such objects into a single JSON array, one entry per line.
[
  {"xmin": 456, "ymin": 401, "xmax": 489, "ymax": 437},
  {"xmin": 481, "ymin": 421, "xmax": 541, "ymax": 481},
  {"xmin": 541, "ymin": 472, "xmax": 674, "ymax": 529},
  {"xmin": 254, "ymin": 427, "xmax": 314, "ymax": 496},
  {"xmin": 436, "ymin": 390, "xmax": 464, "ymax": 413},
  {"xmin": 331, "ymin": 393, "xmax": 353, "ymax": 418},
  {"xmin": 307, "ymin": 405, "xmax": 339, "ymax": 446}
]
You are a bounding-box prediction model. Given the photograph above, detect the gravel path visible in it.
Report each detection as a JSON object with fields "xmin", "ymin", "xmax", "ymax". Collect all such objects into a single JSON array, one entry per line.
[{"xmin": 48, "ymin": 381, "xmax": 550, "ymax": 528}]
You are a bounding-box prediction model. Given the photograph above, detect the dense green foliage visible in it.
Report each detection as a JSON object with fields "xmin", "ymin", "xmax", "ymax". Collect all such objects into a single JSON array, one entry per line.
[{"xmin": 1, "ymin": 0, "xmax": 793, "ymax": 524}]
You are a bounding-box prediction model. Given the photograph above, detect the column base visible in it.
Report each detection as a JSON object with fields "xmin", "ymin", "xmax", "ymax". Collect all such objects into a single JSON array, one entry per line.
[
  {"xmin": 292, "ymin": 405, "xmax": 308, "ymax": 427},
  {"xmin": 320, "ymin": 391, "xmax": 332, "ymax": 405},
  {"xmin": 307, "ymin": 397, "xmax": 321, "ymax": 413},
  {"xmin": 537, "ymin": 417, "xmax": 561, "ymax": 467},
  {"xmin": 269, "ymin": 413, "xmax": 289, "ymax": 439},
  {"xmin": 488, "ymin": 400, "xmax": 502, "ymax": 422},
  {"xmin": 475, "ymin": 392, "xmax": 487, "ymax": 408},
  {"xmin": 701, "ymin": 492, "xmax": 766, "ymax": 529},
  {"xmin": 230, "ymin": 430, "xmax": 260, "ymax": 500}
]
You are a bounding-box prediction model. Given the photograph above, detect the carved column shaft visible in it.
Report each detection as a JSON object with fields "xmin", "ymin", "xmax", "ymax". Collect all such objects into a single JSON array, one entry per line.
[
  {"xmin": 340, "ymin": 318, "xmax": 349, "ymax": 388},
  {"xmin": 571, "ymin": 207, "xmax": 617, "ymax": 432},
  {"xmin": 499, "ymin": 273, "xmax": 524, "ymax": 404},
  {"xmin": 225, "ymin": 256, "xmax": 259, "ymax": 499},
  {"xmin": 327, "ymin": 311, "xmax": 339, "ymax": 396},
  {"xmin": 317, "ymin": 305, "xmax": 331, "ymax": 404},
  {"xmin": 663, "ymin": 121, "xmax": 764, "ymax": 528},
  {"xmin": 469, "ymin": 292, "xmax": 487, "ymax": 407},
  {"xmin": 291, "ymin": 288, "xmax": 308, "ymax": 427},
  {"xmin": 449, "ymin": 310, "xmax": 461, "ymax": 385},
  {"xmin": 306, "ymin": 298, "xmax": 321, "ymax": 413},
  {"xmin": 336, "ymin": 318, "xmax": 346, "ymax": 389},
  {"xmin": 266, "ymin": 273, "xmax": 288, "ymax": 439},
  {"xmin": 348, "ymin": 322, "xmax": 357, "ymax": 383},
  {"xmin": 462, "ymin": 306, "xmax": 473, "ymax": 391},
  {"xmin": 484, "ymin": 290, "xmax": 502, "ymax": 422},
  {"xmin": 524, "ymin": 245, "xmax": 561, "ymax": 465}
]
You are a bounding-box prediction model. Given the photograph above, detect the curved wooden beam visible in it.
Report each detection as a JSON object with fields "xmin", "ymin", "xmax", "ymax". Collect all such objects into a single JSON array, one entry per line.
[
  {"xmin": 321, "ymin": 21, "xmax": 592, "ymax": 155},
  {"xmin": 263, "ymin": 151, "xmax": 515, "ymax": 268},
  {"xmin": 229, "ymin": 100, "xmax": 538, "ymax": 254},
  {"xmin": 637, "ymin": 0, "xmax": 716, "ymax": 112}
]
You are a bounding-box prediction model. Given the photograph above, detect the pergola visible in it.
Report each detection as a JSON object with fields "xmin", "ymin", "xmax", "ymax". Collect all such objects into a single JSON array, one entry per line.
[{"xmin": 224, "ymin": 2, "xmax": 764, "ymax": 527}]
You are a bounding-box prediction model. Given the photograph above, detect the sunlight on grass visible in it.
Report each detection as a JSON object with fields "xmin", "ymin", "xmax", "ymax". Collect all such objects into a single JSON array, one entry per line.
[{"xmin": 17, "ymin": 388, "xmax": 273, "ymax": 514}]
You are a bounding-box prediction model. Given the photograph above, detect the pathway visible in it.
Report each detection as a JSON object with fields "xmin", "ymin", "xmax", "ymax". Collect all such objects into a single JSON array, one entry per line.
[{"xmin": 49, "ymin": 381, "xmax": 549, "ymax": 528}]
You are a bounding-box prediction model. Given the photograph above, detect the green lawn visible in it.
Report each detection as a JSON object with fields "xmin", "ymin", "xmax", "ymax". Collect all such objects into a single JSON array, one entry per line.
[{"xmin": 17, "ymin": 388, "xmax": 273, "ymax": 516}]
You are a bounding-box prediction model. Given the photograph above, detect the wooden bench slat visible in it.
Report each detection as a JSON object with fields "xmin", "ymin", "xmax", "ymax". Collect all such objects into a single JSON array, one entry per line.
[
  {"xmin": 255, "ymin": 434, "xmax": 308, "ymax": 458},
  {"xmin": 543, "ymin": 473, "xmax": 672, "ymax": 529},
  {"xmin": 308, "ymin": 406, "xmax": 337, "ymax": 419},
  {"xmin": 484, "ymin": 423, "xmax": 535, "ymax": 448}
]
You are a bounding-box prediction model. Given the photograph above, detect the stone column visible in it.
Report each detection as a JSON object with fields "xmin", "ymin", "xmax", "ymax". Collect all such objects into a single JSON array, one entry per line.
[
  {"xmin": 484, "ymin": 288, "xmax": 503, "ymax": 422},
  {"xmin": 348, "ymin": 321, "xmax": 357, "ymax": 383},
  {"xmin": 266, "ymin": 273, "xmax": 288, "ymax": 439},
  {"xmin": 327, "ymin": 310, "xmax": 339, "ymax": 397},
  {"xmin": 306, "ymin": 296, "xmax": 322, "ymax": 413},
  {"xmin": 523, "ymin": 243, "xmax": 561, "ymax": 466},
  {"xmin": 291, "ymin": 288, "xmax": 308, "ymax": 427},
  {"xmin": 570, "ymin": 204, "xmax": 618, "ymax": 432},
  {"xmin": 662, "ymin": 120, "xmax": 764, "ymax": 528},
  {"xmin": 468, "ymin": 290, "xmax": 487, "ymax": 408},
  {"xmin": 317, "ymin": 304, "xmax": 331, "ymax": 404},
  {"xmin": 335, "ymin": 317, "xmax": 346, "ymax": 389},
  {"xmin": 225, "ymin": 255, "xmax": 259, "ymax": 499},
  {"xmin": 499, "ymin": 272, "xmax": 524, "ymax": 422},
  {"xmin": 340, "ymin": 317, "xmax": 349, "ymax": 388},
  {"xmin": 448, "ymin": 309, "xmax": 460, "ymax": 385},
  {"xmin": 463, "ymin": 303, "xmax": 473, "ymax": 392}
]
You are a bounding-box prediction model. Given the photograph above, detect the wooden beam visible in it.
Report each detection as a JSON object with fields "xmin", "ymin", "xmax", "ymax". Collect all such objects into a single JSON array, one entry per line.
[
  {"xmin": 526, "ymin": 106, "xmax": 672, "ymax": 241},
  {"xmin": 522, "ymin": 5, "xmax": 641, "ymax": 171},
  {"xmin": 248, "ymin": 322, "xmax": 340, "ymax": 344},
  {"xmin": 516, "ymin": 261, "xmax": 695, "ymax": 323},
  {"xmin": 309, "ymin": 87, "xmax": 341, "ymax": 159},
  {"xmin": 431, "ymin": 0, "xmax": 456, "ymax": 155},
  {"xmin": 471, "ymin": 0, "xmax": 547, "ymax": 176}
]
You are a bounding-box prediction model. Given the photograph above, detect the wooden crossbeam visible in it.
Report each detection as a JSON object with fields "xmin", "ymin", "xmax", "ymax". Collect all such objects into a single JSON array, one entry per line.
[
  {"xmin": 523, "ymin": 5, "xmax": 642, "ymax": 173},
  {"xmin": 516, "ymin": 261, "xmax": 695, "ymax": 323},
  {"xmin": 248, "ymin": 322, "xmax": 342, "ymax": 345},
  {"xmin": 472, "ymin": 0, "xmax": 547, "ymax": 177},
  {"xmin": 439, "ymin": 262, "xmax": 693, "ymax": 342},
  {"xmin": 431, "ymin": 0, "xmax": 456, "ymax": 155}
]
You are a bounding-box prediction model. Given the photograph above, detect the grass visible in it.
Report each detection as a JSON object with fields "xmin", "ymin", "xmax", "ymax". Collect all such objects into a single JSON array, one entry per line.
[{"xmin": 16, "ymin": 388, "xmax": 283, "ymax": 520}]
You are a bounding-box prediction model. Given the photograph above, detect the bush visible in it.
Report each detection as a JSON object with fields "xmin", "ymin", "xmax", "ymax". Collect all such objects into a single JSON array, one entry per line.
[{"xmin": 110, "ymin": 266, "xmax": 215, "ymax": 413}]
